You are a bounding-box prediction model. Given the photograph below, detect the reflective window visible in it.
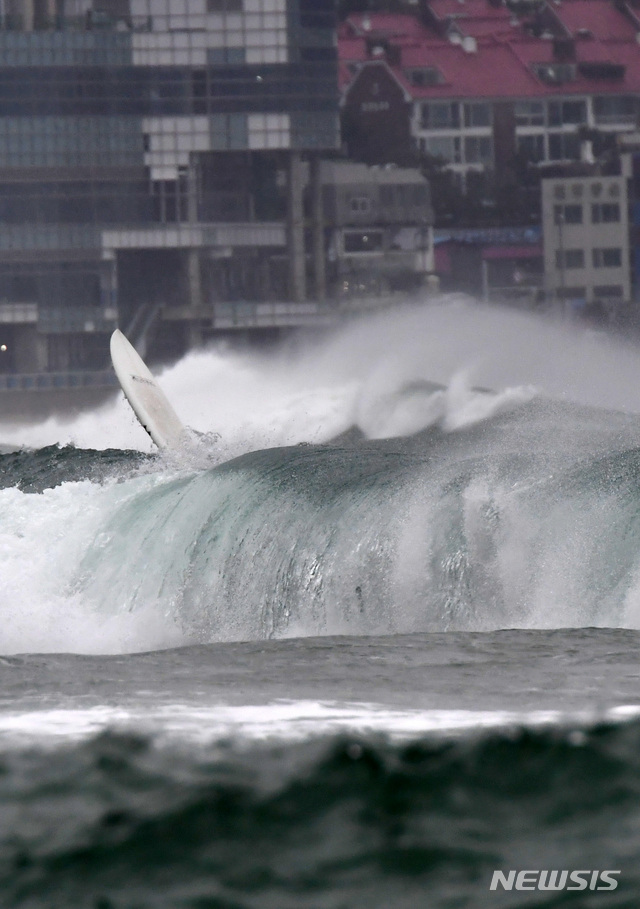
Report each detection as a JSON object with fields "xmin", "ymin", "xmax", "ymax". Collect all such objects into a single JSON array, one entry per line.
[
  {"xmin": 593, "ymin": 248, "xmax": 622, "ymax": 268},
  {"xmin": 463, "ymin": 103, "xmax": 491, "ymax": 128},
  {"xmin": 592, "ymin": 203, "xmax": 621, "ymax": 223},
  {"xmin": 420, "ymin": 102, "xmax": 459, "ymax": 130},
  {"xmin": 464, "ymin": 135, "xmax": 493, "ymax": 165},
  {"xmin": 555, "ymin": 249, "xmax": 584, "ymax": 269},
  {"xmin": 343, "ymin": 230, "xmax": 384, "ymax": 253},
  {"xmin": 554, "ymin": 204, "xmax": 582, "ymax": 225}
]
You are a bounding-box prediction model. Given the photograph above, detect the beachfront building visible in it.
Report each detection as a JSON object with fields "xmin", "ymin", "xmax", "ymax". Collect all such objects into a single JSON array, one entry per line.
[
  {"xmin": 339, "ymin": 1, "xmax": 640, "ymax": 196},
  {"xmin": 542, "ymin": 174, "xmax": 631, "ymax": 315},
  {"xmin": 318, "ymin": 161, "xmax": 434, "ymax": 300},
  {"xmin": 0, "ymin": 0, "xmax": 339, "ymax": 379}
]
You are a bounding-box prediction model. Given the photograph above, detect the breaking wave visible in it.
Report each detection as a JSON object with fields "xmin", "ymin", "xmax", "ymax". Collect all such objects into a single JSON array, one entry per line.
[
  {"xmin": 3, "ymin": 299, "xmax": 640, "ymax": 653},
  {"xmin": 3, "ymin": 296, "xmax": 640, "ymax": 452}
]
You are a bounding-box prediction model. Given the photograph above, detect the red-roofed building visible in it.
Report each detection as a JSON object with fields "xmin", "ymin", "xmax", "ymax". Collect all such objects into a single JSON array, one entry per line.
[{"xmin": 339, "ymin": 1, "xmax": 640, "ymax": 195}]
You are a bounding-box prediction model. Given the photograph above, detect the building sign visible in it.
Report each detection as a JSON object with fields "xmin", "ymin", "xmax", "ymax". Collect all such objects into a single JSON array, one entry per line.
[{"xmin": 361, "ymin": 101, "xmax": 391, "ymax": 113}]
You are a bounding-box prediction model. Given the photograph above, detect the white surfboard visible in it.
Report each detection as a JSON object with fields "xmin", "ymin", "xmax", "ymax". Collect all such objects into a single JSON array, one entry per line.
[{"xmin": 110, "ymin": 329, "xmax": 190, "ymax": 450}]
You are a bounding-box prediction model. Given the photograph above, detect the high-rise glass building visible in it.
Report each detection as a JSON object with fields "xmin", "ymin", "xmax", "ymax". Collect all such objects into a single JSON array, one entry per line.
[{"xmin": 0, "ymin": 0, "xmax": 338, "ymax": 375}]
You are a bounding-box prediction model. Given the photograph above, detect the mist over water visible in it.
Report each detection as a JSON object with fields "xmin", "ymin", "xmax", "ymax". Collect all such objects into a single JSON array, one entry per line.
[
  {"xmin": 1, "ymin": 296, "xmax": 640, "ymax": 452},
  {"xmin": 3, "ymin": 296, "xmax": 640, "ymax": 655}
]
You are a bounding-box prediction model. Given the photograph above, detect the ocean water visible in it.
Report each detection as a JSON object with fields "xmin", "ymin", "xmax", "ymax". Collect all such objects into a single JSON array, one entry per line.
[{"xmin": 2, "ymin": 298, "xmax": 640, "ymax": 907}]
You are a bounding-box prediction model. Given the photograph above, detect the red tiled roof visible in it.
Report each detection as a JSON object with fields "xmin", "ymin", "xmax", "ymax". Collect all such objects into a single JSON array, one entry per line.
[
  {"xmin": 575, "ymin": 40, "xmax": 628, "ymax": 63},
  {"xmin": 426, "ymin": 0, "xmax": 515, "ymax": 22},
  {"xmin": 339, "ymin": 2, "xmax": 640, "ymax": 102},
  {"xmin": 342, "ymin": 13, "xmax": 432, "ymax": 40},
  {"xmin": 511, "ymin": 37, "xmax": 640, "ymax": 93},
  {"xmin": 453, "ymin": 18, "xmax": 520, "ymax": 37},
  {"xmin": 397, "ymin": 40, "xmax": 548, "ymax": 98},
  {"xmin": 551, "ymin": 0, "xmax": 639, "ymax": 41},
  {"xmin": 339, "ymin": 37, "xmax": 370, "ymax": 63}
]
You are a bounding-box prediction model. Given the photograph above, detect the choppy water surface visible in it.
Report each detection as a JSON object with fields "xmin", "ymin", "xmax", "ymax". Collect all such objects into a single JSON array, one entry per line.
[{"xmin": 2, "ymin": 299, "xmax": 640, "ymax": 907}]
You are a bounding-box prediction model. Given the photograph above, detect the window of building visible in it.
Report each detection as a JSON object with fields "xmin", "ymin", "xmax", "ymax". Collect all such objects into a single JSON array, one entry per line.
[
  {"xmin": 299, "ymin": 0, "xmax": 335, "ymax": 30},
  {"xmin": 554, "ymin": 204, "xmax": 582, "ymax": 225},
  {"xmin": 393, "ymin": 184, "xmax": 411, "ymax": 207},
  {"xmin": 514, "ymin": 101, "xmax": 545, "ymax": 127},
  {"xmin": 579, "ymin": 61, "xmax": 625, "ymax": 80},
  {"xmin": 594, "ymin": 285, "xmax": 624, "ymax": 298},
  {"xmin": 518, "ymin": 134, "xmax": 544, "ymax": 163},
  {"xmin": 379, "ymin": 185, "xmax": 393, "ymax": 206},
  {"xmin": 556, "ymin": 249, "xmax": 584, "ymax": 269},
  {"xmin": 593, "ymin": 96, "xmax": 636, "ymax": 124},
  {"xmin": 407, "ymin": 68, "xmax": 442, "ymax": 87},
  {"xmin": 207, "ymin": 0, "xmax": 243, "ymax": 10},
  {"xmin": 152, "ymin": 179, "xmax": 186, "ymax": 224},
  {"xmin": 350, "ymin": 196, "xmax": 371, "ymax": 213},
  {"xmin": 464, "ymin": 135, "xmax": 493, "ymax": 165},
  {"xmin": 423, "ymin": 135, "xmax": 461, "ymax": 163},
  {"xmin": 413, "ymin": 184, "xmax": 429, "ymax": 206},
  {"xmin": 564, "ymin": 101, "xmax": 587, "ymax": 124},
  {"xmin": 534, "ymin": 63, "xmax": 576, "ymax": 85},
  {"xmin": 592, "ymin": 203, "xmax": 620, "ymax": 223},
  {"xmin": 463, "ymin": 103, "xmax": 491, "ymax": 128},
  {"xmin": 548, "ymin": 132, "xmax": 581, "ymax": 161},
  {"xmin": 420, "ymin": 102, "xmax": 460, "ymax": 130},
  {"xmin": 556, "ymin": 286, "xmax": 586, "ymax": 300},
  {"xmin": 593, "ymin": 248, "xmax": 622, "ymax": 268},
  {"xmin": 343, "ymin": 230, "xmax": 384, "ymax": 253},
  {"xmin": 548, "ymin": 100, "xmax": 587, "ymax": 126},
  {"xmin": 208, "ymin": 48, "xmax": 247, "ymax": 65},
  {"xmin": 210, "ymin": 113, "xmax": 248, "ymax": 150}
]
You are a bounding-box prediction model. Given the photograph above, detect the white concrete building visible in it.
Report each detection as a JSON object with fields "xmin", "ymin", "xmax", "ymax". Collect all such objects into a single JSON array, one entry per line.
[{"xmin": 542, "ymin": 174, "xmax": 631, "ymax": 313}]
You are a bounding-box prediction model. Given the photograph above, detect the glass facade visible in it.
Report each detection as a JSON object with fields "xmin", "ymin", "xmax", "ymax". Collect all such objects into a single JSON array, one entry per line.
[{"xmin": 0, "ymin": 0, "xmax": 340, "ymax": 371}]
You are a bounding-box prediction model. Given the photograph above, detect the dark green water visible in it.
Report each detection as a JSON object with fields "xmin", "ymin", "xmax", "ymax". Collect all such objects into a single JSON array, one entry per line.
[
  {"xmin": 0, "ymin": 633, "xmax": 639, "ymax": 909},
  {"xmin": 3, "ymin": 395, "xmax": 640, "ymax": 907}
]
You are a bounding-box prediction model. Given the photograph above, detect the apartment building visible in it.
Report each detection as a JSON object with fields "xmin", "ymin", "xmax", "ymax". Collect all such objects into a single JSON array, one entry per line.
[
  {"xmin": 340, "ymin": 1, "xmax": 640, "ymax": 188},
  {"xmin": 318, "ymin": 161, "xmax": 434, "ymax": 299},
  {"xmin": 542, "ymin": 174, "xmax": 631, "ymax": 312}
]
